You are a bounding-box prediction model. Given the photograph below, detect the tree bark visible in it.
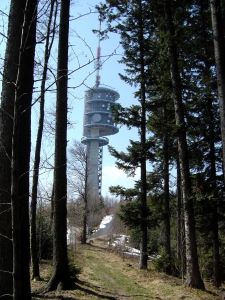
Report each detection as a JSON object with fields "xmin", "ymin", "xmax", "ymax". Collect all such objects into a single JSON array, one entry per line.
[
  {"xmin": 164, "ymin": 0, "xmax": 204, "ymax": 289},
  {"xmin": 176, "ymin": 158, "xmax": 185, "ymax": 280},
  {"xmin": 210, "ymin": 0, "xmax": 225, "ymax": 185},
  {"xmin": 11, "ymin": 0, "xmax": 37, "ymax": 298},
  {"xmin": 30, "ymin": 0, "xmax": 57, "ymax": 280},
  {"xmin": 82, "ymin": 165, "xmax": 88, "ymax": 244},
  {"xmin": 206, "ymin": 59, "xmax": 221, "ymax": 288},
  {"xmin": 207, "ymin": 97, "xmax": 221, "ymax": 287},
  {"xmin": 137, "ymin": 0, "xmax": 148, "ymax": 270},
  {"xmin": 45, "ymin": 0, "xmax": 74, "ymax": 290},
  {"xmin": 163, "ymin": 130, "xmax": 171, "ymax": 275},
  {"xmin": 198, "ymin": 0, "xmax": 222, "ymax": 286},
  {"xmin": 0, "ymin": 0, "xmax": 25, "ymax": 296}
]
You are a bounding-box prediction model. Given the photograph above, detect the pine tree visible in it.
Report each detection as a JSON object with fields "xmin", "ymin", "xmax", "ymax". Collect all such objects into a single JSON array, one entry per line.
[
  {"xmin": 163, "ymin": 0, "xmax": 204, "ymax": 289},
  {"xmin": 210, "ymin": 0, "xmax": 225, "ymax": 185},
  {"xmin": 97, "ymin": 0, "xmax": 156, "ymax": 269},
  {"xmin": 184, "ymin": 0, "xmax": 222, "ymax": 286},
  {"xmin": 98, "ymin": 0, "xmax": 224, "ymax": 287}
]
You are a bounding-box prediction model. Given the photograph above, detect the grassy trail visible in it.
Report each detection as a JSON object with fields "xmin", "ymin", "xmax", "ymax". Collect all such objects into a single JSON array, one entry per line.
[
  {"xmin": 31, "ymin": 239, "xmax": 223, "ymax": 300},
  {"xmin": 76, "ymin": 243, "xmax": 151, "ymax": 299}
]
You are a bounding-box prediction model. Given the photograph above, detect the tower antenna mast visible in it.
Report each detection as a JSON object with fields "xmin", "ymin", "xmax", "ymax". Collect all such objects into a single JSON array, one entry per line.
[
  {"xmin": 95, "ymin": 19, "xmax": 102, "ymax": 87},
  {"xmin": 81, "ymin": 18, "xmax": 120, "ymax": 197}
]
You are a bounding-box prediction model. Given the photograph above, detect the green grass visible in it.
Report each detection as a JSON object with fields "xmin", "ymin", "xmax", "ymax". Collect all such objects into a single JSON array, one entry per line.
[
  {"xmin": 84, "ymin": 248, "xmax": 161, "ymax": 299},
  {"xmin": 31, "ymin": 242, "xmax": 224, "ymax": 300}
]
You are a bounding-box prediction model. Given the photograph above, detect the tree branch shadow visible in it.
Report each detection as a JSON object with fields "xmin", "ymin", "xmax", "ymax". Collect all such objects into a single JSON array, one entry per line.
[{"xmin": 32, "ymin": 278, "xmax": 119, "ymax": 300}]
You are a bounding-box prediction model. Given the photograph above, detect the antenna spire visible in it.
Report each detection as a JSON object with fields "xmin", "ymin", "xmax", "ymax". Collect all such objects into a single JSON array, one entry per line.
[{"xmin": 95, "ymin": 19, "xmax": 102, "ymax": 87}]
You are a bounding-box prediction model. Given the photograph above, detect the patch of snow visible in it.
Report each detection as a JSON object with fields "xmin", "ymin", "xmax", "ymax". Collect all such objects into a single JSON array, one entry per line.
[
  {"xmin": 111, "ymin": 234, "xmax": 141, "ymax": 256},
  {"xmin": 125, "ymin": 246, "xmax": 140, "ymax": 255},
  {"xmin": 111, "ymin": 233, "xmax": 160, "ymax": 260},
  {"xmin": 112, "ymin": 234, "xmax": 128, "ymax": 246},
  {"xmin": 99, "ymin": 214, "xmax": 113, "ymax": 229},
  {"xmin": 123, "ymin": 251, "xmax": 140, "ymax": 256}
]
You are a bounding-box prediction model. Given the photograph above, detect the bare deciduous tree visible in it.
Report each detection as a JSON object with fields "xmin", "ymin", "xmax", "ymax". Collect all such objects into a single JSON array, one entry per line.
[
  {"xmin": 30, "ymin": 0, "xmax": 58, "ymax": 281},
  {"xmin": 68, "ymin": 140, "xmax": 89, "ymax": 243},
  {"xmin": 44, "ymin": 0, "xmax": 73, "ymax": 290},
  {"xmin": 0, "ymin": 0, "xmax": 37, "ymax": 298},
  {"xmin": 0, "ymin": 0, "xmax": 22, "ymax": 296}
]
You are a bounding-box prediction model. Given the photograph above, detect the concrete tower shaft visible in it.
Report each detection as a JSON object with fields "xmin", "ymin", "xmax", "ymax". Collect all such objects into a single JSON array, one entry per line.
[{"xmin": 81, "ymin": 86, "xmax": 120, "ymax": 196}]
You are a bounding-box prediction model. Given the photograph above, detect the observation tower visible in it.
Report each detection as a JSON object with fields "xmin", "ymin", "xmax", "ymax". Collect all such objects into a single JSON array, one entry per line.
[{"xmin": 81, "ymin": 21, "xmax": 120, "ymax": 197}]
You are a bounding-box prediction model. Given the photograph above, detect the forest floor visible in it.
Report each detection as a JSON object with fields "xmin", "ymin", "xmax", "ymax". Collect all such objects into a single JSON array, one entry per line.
[{"xmin": 31, "ymin": 237, "xmax": 224, "ymax": 300}]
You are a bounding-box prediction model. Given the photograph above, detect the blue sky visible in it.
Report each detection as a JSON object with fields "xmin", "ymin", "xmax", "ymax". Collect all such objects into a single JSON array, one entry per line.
[{"xmin": 0, "ymin": 0, "xmax": 140, "ymax": 197}]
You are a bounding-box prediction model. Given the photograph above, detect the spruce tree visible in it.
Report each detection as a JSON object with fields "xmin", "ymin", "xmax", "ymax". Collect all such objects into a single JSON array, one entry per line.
[
  {"xmin": 162, "ymin": 0, "xmax": 205, "ymax": 289},
  {"xmin": 185, "ymin": 0, "xmax": 222, "ymax": 286},
  {"xmin": 98, "ymin": 0, "xmax": 224, "ymax": 286},
  {"xmin": 97, "ymin": 0, "xmax": 157, "ymax": 269},
  {"xmin": 210, "ymin": 0, "xmax": 225, "ymax": 185}
]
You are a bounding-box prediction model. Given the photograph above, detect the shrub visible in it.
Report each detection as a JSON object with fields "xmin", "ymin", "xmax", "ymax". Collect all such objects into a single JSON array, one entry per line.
[
  {"xmin": 153, "ymin": 250, "xmax": 171, "ymax": 273},
  {"xmin": 36, "ymin": 211, "xmax": 53, "ymax": 260}
]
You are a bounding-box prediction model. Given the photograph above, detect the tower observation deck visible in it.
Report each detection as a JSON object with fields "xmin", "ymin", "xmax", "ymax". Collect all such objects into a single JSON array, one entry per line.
[{"xmin": 81, "ymin": 20, "xmax": 120, "ymax": 197}]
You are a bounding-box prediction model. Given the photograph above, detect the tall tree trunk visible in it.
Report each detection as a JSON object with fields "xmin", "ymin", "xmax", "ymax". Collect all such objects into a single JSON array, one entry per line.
[
  {"xmin": 81, "ymin": 158, "xmax": 89, "ymax": 244},
  {"xmin": 81, "ymin": 209, "xmax": 87, "ymax": 244},
  {"xmin": 176, "ymin": 158, "xmax": 185, "ymax": 280},
  {"xmin": 138, "ymin": 0, "xmax": 148, "ymax": 270},
  {"xmin": 30, "ymin": 0, "xmax": 57, "ymax": 280},
  {"xmin": 11, "ymin": 0, "xmax": 38, "ymax": 298},
  {"xmin": 163, "ymin": 131, "xmax": 171, "ymax": 275},
  {"xmin": 0, "ymin": 0, "xmax": 26, "ymax": 296},
  {"xmin": 210, "ymin": 0, "xmax": 225, "ymax": 185},
  {"xmin": 45, "ymin": 0, "xmax": 74, "ymax": 290},
  {"xmin": 205, "ymin": 61, "xmax": 221, "ymax": 288},
  {"xmin": 198, "ymin": 0, "xmax": 222, "ymax": 286},
  {"xmin": 208, "ymin": 96, "xmax": 221, "ymax": 287},
  {"xmin": 164, "ymin": 0, "xmax": 204, "ymax": 289},
  {"xmin": 163, "ymin": 137, "xmax": 171, "ymax": 274},
  {"xmin": 211, "ymin": 203, "xmax": 221, "ymax": 287},
  {"xmin": 0, "ymin": 0, "xmax": 33, "ymax": 299}
]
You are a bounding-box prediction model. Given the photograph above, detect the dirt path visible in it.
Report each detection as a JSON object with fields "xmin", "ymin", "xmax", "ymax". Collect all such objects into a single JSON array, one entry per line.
[
  {"xmin": 77, "ymin": 243, "xmax": 150, "ymax": 299},
  {"xmin": 31, "ymin": 240, "xmax": 223, "ymax": 300}
]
